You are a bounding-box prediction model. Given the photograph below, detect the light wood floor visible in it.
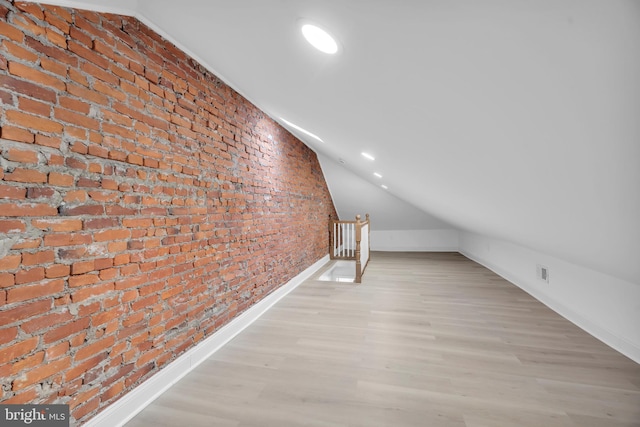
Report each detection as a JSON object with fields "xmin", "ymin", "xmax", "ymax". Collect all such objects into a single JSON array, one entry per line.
[{"xmin": 126, "ymin": 252, "xmax": 640, "ymax": 427}]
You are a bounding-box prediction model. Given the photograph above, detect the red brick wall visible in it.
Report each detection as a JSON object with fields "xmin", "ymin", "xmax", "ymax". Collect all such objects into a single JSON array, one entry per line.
[{"xmin": 0, "ymin": 1, "xmax": 336, "ymax": 423}]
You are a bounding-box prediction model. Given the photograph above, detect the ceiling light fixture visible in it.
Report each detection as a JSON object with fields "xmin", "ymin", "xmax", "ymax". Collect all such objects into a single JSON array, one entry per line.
[
  {"xmin": 280, "ymin": 118, "xmax": 324, "ymax": 143},
  {"xmin": 381, "ymin": 185, "xmax": 388, "ymax": 190},
  {"xmin": 373, "ymin": 172, "xmax": 382, "ymax": 178},
  {"xmin": 361, "ymin": 152, "xmax": 375, "ymax": 161},
  {"xmin": 301, "ymin": 24, "xmax": 338, "ymax": 54}
]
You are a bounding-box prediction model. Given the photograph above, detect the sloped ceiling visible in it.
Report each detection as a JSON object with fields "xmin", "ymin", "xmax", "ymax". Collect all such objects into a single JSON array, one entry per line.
[
  {"xmin": 317, "ymin": 153, "xmax": 452, "ymax": 230},
  {"xmin": 20, "ymin": 0, "xmax": 640, "ymax": 284}
]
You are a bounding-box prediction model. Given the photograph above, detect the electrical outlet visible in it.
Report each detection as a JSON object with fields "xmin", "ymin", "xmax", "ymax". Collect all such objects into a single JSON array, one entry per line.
[{"xmin": 536, "ymin": 264, "xmax": 550, "ymax": 283}]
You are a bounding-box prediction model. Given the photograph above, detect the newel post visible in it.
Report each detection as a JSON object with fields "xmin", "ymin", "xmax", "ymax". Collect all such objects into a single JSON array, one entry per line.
[{"xmin": 329, "ymin": 214, "xmax": 334, "ymax": 260}]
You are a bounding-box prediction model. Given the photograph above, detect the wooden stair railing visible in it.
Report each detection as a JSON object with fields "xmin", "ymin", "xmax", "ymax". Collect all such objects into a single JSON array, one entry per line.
[{"xmin": 329, "ymin": 214, "xmax": 370, "ymax": 283}]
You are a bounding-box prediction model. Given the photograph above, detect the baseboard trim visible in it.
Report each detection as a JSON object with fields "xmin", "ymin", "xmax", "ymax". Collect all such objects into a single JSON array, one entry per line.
[
  {"xmin": 460, "ymin": 250, "xmax": 640, "ymax": 364},
  {"xmin": 85, "ymin": 255, "xmax": 330, "ymax": 427}
]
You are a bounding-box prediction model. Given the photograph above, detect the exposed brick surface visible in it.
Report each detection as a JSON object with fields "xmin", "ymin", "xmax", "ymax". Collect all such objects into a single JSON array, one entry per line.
[{"xmin": 0, "ymin": 1, "xmax": 336, "ymax": 424}]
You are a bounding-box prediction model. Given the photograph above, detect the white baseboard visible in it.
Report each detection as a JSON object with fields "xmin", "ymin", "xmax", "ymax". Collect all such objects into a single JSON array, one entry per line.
[
  {"xmin": 85, "ymin": 255, "xmax": 330, "ymax": 427},
  {"xmin": 460, "ymin": 249, "xmax": 640, "ymax": 364}
]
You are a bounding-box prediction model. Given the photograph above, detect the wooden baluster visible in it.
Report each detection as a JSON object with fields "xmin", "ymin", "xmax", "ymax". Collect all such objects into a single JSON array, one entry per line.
[{"xmin": 355, "ymin": 214, "xmax": 362, "ymax": 283}]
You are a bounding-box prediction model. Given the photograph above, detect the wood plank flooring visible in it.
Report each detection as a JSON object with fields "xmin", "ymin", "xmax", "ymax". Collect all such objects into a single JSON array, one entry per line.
[{"xmin": 125, "ymin": 252, "xmax": 640, "ymax": 427}]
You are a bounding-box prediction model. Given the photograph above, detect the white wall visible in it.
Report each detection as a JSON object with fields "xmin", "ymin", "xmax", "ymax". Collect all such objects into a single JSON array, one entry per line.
[
  {"xmin": 459, "ymin": 231, "xmax": 640, "ymax": 364},
  {"xmin": 318, "ymin": 153, "xmax": 460, "ymax": 251},
  {"xmin": 371, "ymin": 229, "xmax": 458, "ymax": 252}
]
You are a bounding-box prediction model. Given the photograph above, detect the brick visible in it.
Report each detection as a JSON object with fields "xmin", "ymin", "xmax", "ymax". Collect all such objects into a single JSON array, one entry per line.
[
  {"xmin": 22, "ymin": 249, "xmax": 54, "ymax": 265},
  {"xmin": 46, "ymin": 341, "xmax": 70, "ymax": 360},
  {"xmin": 93, "ymin": 229, "xmax": 131, "ymax": 242},
  {"xmin": 2, "ymin": 40, "xmax": 38, "ymax": 62},
  {"xmin": 0, "ymin": 126, "xmax": 35, "ymax": 143},
  {"xmin": 14, "ymin": 267, "xmax": 45, "ymax": 285},
  {"xmin": 66, "ymin": 82, "xmax": 109, "ymax": 105},
  {"xmin": 0, "ymin": 184, "xmax": 27, "ymax": 199},
  {"xmin": 0, "ymin": 273, "xmax": 15, "ymax": 288},
  {"xmin": 58, "ymin": 204, "xmax": 105, "ymax": 216},
  {"xmin": 64, "ymin": 354, "xmax": 103, "ymax": 382},
  {"xmin": 0, "ymin": 299, "xmax": 51, "ymax": 326},
  {"xmin": 7, "ymin": 279, "xmax": 64, "ymax": 303},
  {"xmin": 8, "ymin": 61, "xmax": 66, "ymax": 91},
  {"xmin": 0, "ymin": 219, "xmax": 26, "ymax": 234},
  {"xmin": 15, "ymin": 2, "xmax": 45, "ymax": 19},
  {"xmin": 63, "ymin": 190, "xmax": 88, "ymax": 203},
  {"xmin": 32, "ymin": 218, "xmax": 82, "ymax": 231},
  {"xmin": 0, "ymin": 326, "xmax": 19, "ymax": 346},
  {"xmin": 43, "ymin": 317, "xmax": 90, "ymax": 344},
  {"xmin": 25, "ymin": 36, "xmax": 77, "ymax": 67},
  {"xmin": 0, "ymin": 254, "xmax": 21, "ymax": 270},
  {"xmin": 83, "ymin": 217, "xmax": 118, "ymax": 230},
  {"xmin": 48, "ymin": 6, "xmax": 73, "ymax": 23},
  {"xmin": 43, "ymin": 233, "xmax": 91, "ymax": 247},
  {"xmin": 69, "ymin": 26, "xmax": 92, "ymax": 47},
  {"xmin": 45, "ymin": 263, "xmax": 69, "ymax": 278},
  {"xmin": 27, "ymin": 187, "xmax": 56, "ymax": 199},
  {"xmin": 0, "ymin": 22, "xmax": 24, "ymax": 42},
  {"xmin": 71, "ymin": 260, "xmax": 94, "ymax": 275},
  {"xmin": 57, "ymin": 247, "xmax": 87, "ymax": 261},
  {"xmin": 3, "ymin": 168, "xmax": 47, "ymax": 183},
  {"xmin": 91, "ymin": 305, "xmax": 125, "ymax": 327},
  {"xmin": 6, "ymin": 110, "xmax": 63, "ymax": 133},
  {"xmin": 101, "ymin": 380, "xmax": 124, "ymax": 403},
  {"xmin": 94, "ymin": 258, "xmax": 114, "ymax": 270},
  {"xmin": 35, "ymin": 134, "xmax": 62, "ymax": 149},
  {"xmin": 44, "ymin": 9, "xmax": 70, "ymax": 34},
  {"xmin": 5, "ymin": 148, "xmax": 39, "ymax": 164},
  {"xmin": 2, "ymin": 388, "xmax": 39, "ymax": 405},
  {"xmin": 12, "ymin": 238, "xmax": 42, "ymax": 250},
  {"xmin": 71, "ymin": 396, "xmax": 99, "ymax": 421},
  {"xmin": 68, "ymin": 273, "xmax": 99, "ymax": 288},
  {"xmin": 17, "ymin": 96, "xmax": 50, "ymax": 116},
  {"xmin": 69, "ymin": 40, "xmax": 110, "ymax": 69},
  {"xmin": 59, "ymin": 96, "xmax": 90, "ymax": 113},
  {"xmin": 54, "ymin": 107, "xmax": 100, "ymax": 130},
  {"xmin": 71, "ymin": 282, "xmax": 114, "ymax": 303},
  {"xmin": 0, "ymin": 336, "xmax": 39, "ymax": 365},
  {"xmin": 48, "ymin": 172, "xmax": 75, "ymax": 186},
  {"xmin": 40, "ymin": 57, "xmax": 68, "ymax": 77},
  {"xmin": 75, "ymin": 335, "xmax": 115, "ymax": 361},
  {"xmin": 12, "ymin": 356, "xmax": 71, "ymax": 390},
  {"xmin": 0, "ymin": 75, "xmax": 57, "ymax": 103},
  {"xmin": 1, "ymin": 202, "xmax": 57, "ymax": 217},
  {"xmin": 82, "ymin": 61, "xmax": 119, "ymax": 85},
  {"xmin": 10, "ymin": 350, "xmax": 45, "ymax": 376},
  {"xmin": 46, "ymin": 27, "xmax": 68, "ymax": 49},
  {"xmin": 21, "ymin": 310, "xmax": 73, "ymax": 334}
]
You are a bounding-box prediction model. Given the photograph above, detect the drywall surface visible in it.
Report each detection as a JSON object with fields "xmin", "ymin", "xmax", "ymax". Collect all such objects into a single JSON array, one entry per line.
[{"xmin": 371, "ymin": 229, "xmax": 458, "ymax": 252}]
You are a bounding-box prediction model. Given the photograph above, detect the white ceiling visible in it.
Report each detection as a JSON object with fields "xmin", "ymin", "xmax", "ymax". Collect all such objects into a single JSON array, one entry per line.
[{"xmin": 24, "ymin": 0, "xmax": 640, "ymax": 284}]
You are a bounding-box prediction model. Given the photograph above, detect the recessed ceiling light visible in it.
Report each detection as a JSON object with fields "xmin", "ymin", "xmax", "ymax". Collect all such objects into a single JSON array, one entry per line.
[
  {"xmin": 373, "ymin": 172, "xmax": 382, "ymax": 178},
  {"xmin": 381, "ymin": 185, "xmax": 388, "ymax": 190},
  {"xmin": 361, "ymin": 152, "xmax": 375, "ymax": 161},
  {"xmin": 280, "ymin": 118, "xmax": 324, "ymax": 143},
  {"xmin": 301, "ymin": 24, "xmax": 338, "ymax": 54}
]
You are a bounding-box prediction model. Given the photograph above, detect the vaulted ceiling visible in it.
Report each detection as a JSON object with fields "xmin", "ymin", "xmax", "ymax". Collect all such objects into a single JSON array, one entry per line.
[{"xmin": 23, "ymin": 0, "xmax": 640, "ymax": 284}]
